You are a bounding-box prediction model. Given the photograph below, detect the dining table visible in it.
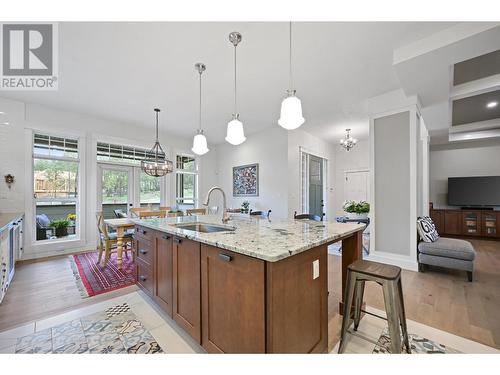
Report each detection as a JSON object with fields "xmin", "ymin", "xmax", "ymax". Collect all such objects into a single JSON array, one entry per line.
[{"xmin": 103, "ymin": 218, "xmax": 136, "ymax": 270}]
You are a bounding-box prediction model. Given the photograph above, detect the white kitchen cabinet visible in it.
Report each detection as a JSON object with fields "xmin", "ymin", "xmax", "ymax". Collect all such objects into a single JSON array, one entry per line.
[{"xmin": 0, "ymin": 214, "xmax": 24, "ymax": 304}]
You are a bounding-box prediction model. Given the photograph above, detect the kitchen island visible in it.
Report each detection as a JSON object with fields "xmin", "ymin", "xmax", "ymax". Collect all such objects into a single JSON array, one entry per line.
[{"xmin": 132, "ymin": 214, "xmax": 365, "ymax": 353}]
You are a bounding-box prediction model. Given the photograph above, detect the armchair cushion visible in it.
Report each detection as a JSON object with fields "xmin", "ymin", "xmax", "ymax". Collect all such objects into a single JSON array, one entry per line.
[{"xmin": 36, "ymin": 214, "xmax": 50, "ymax": 228}]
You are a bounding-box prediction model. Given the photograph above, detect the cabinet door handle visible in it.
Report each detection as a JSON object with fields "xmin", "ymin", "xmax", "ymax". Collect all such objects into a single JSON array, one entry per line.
[
  {"xmin": 139, "ymin": 249, "xmax": 148, "ymax": 255},
  {"xmin": 219, "ymin": 253, "xmax": 232, "ymax": 262},
  {"xmin": 162, "ymin": 234, "xmax": 171, "ymax": 240},
  {"xmin": 173, "ymin": 238, "xmax": 182, "ymax": 244},
  {"xmin": 139, "ymin": 275, "xmax": 147, "ymax": 282}
]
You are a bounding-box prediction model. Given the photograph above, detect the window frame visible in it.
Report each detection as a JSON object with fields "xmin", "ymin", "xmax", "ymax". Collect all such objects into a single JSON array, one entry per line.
[
  {"xmin": 174, "ymin": 153, "xmax": 198, "ymax": 209},
  {"xmin": 28, "ymin": 130, "xmax": 86, "ymax": 251}
]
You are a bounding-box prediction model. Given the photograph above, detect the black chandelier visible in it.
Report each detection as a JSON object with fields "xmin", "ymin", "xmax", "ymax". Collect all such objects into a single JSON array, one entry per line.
[{"xmin": 141, "ymin": 108, "xmax": 173, "ymax": 177}]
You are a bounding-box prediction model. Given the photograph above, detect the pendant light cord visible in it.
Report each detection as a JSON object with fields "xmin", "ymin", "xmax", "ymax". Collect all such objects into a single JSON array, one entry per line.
[
  {"xmin": 289, "ymin": 21, "xmax": 293, "ymax": 91},
  {"xmin": 234, "ymin": 44, "xmax": 237, "ymax": 114},
  {"xmin": 199, "ymin": 69, "xmax": 202, "ymax": 131},
  {"xmin": 155, "ymin": 110, "xmax": 159, "ymax": 161},
  {"xmin": 155, "ymin": 110, "xmax": 159, "ymax": 143}
]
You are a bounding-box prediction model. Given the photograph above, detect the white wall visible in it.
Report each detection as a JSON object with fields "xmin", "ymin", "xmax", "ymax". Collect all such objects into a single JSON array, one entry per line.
[
  {"xmin": 0, "ymin": 96, "xmax": 197, "ymax": 259},
  {"xmin": 287, "ymin": 129, "xmax": 336, "ymax": 219},
  {"xmin": 430, "ymin": 141, "xmax": 500, "ymax": 208},
  {"xmin": 214, "ymin": 126, "xmax": 289, "ymax": 219},
  {"xmin": 333, "ymin": 139, "xmax": 370, "ymax": 216}
]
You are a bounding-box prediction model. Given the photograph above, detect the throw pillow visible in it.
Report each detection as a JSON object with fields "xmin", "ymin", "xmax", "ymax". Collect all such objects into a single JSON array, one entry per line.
[{"xmin": 417, "ymin": 216, "xmax": 439, "ymax": 243}]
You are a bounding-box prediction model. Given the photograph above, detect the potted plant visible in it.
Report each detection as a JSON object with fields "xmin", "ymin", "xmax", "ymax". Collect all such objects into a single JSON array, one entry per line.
[
  {"xmin": 241, "ymin": 201, "xmax": 250, "ymax": 214},
  {"xmin": 49, "ymin": 219, "xmax": 70, "ymax": 238},
  {"xmin": 343, "ymin": 200, "xmax": 370, "ymax": 220}
]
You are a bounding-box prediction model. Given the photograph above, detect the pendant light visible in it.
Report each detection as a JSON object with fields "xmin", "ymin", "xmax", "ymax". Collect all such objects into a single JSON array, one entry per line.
[
  {"xmin": 192, "ymin": 63, "xmax": 209, "ymax": 155},
  {"xmin": 278, "ymin": 22, "xmax": 305, "ymax": 130},
  {"xmin": 141, "ymin": 108, "xmax": 174, "ymax": 177},
  {"xmin": 340, "ymin": 128, "xmax": 357, "ymax": 151},
  {"xmin": 225, "ymin": 31, "xmax": 246, "ymax": 145}
]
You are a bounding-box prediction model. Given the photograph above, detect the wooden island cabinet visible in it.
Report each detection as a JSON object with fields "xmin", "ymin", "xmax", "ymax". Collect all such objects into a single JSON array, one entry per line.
[{"xmin": 134, "ymin": 224, "xmax": 331, "ymax": 353}]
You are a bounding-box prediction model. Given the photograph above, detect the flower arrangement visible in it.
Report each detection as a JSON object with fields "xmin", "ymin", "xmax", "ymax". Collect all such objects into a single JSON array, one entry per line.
[
  {"xmin": 241, "ymin": 200, "xmax": 250, "ymax": 213},
  {"xmin": 343, "ymin": 200, "xmax": 370, "ymax": 215},
  {"xmin": 67, "ymin": 213, "xmax": 76, "ymax": 221}
]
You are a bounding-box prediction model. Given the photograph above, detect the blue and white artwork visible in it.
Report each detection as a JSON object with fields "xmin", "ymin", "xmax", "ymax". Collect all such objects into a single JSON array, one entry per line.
[{"xmin": 233, "ymin": 163, "xmax": 259, "ymax": 197}]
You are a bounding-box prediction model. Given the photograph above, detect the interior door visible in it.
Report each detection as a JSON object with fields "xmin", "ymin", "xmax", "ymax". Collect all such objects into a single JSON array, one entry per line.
[
  {"xmin": 98, "ymin": 165, "xmax": 134, "ymax": 219},
  {"xmin": 344, "ymin": 170, "xmax": 369, "ymax": 203},
  {"xmin": 308, "ymin": 156, "xmax": 324, "ymax": 217}
]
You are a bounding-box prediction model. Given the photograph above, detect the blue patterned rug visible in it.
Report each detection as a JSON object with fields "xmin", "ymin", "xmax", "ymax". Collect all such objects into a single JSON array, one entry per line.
[
  {"xmin": 373, "ymin": 327, "xmax": 460, "ymax": 354},
  {"xmin": 14, "ymin": 303, "xmax": 163, "ymax": 354}
]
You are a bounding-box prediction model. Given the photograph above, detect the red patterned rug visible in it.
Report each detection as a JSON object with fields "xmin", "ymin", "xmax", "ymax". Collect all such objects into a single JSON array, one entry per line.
[{"xmin": 69, "ymin": 251, "xmax": 136, "ymax": 298}]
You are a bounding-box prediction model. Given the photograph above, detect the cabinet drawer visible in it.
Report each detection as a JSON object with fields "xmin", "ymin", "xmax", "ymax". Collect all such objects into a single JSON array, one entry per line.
[
  {"xmin": 136, "ymin": 258, "xmax": 153, "ymax": 296},
  {"xmin": 135, "ymin": 225, "xmax": 154, "ymax": 242},
  {"xmin": 135, "ymin": 237, "xmax": 153, "ymax": 265}
]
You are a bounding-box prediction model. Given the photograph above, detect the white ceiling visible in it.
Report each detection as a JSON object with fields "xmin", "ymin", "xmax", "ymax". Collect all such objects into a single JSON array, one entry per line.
[{"xmin": 1, "ymin": 22, "xmax": 456, "ymax": 145}]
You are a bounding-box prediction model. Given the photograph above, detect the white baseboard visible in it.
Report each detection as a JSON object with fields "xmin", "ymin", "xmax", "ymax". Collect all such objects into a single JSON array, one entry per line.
[
  {"xmin": 366, "ymin": 251, "xmax": 418, "ymax": 272},
  {"xmin": 20, "ymin": 245, "xmax": 96, "ymax": 261}
]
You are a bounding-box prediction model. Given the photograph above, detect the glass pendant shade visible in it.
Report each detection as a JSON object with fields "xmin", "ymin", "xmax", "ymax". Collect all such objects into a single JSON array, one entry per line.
[
  {"xmin": 225, "ymin": 116, "xmax": 246, "ymax": 145},
  {"xmin": 192, "ymin": 130, "xmax": 209, "ymax": 155},
  {"xmin": 278, "ymin": 93, "xmax": 305, "ymax": 130}
]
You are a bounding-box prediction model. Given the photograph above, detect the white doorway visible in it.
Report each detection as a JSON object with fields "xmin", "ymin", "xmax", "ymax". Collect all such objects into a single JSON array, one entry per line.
[
  {"xmin": 344, "ymin": 169, "xmax": 370, "ymax": 203},
  {"xmin": 97, "ymin": 163, "xmax": 165, "ymax": 219}
]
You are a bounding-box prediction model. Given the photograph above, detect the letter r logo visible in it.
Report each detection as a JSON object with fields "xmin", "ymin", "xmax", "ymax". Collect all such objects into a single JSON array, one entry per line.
[{"xmin": 2, "ymin": 24, "xmax": 53, "ymax": 76}]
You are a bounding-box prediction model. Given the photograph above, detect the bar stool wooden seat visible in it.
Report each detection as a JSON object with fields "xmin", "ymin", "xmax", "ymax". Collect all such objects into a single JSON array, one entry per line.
[{"xmin": 338, "ymin": 259, "xmax": 411, "ymax": 354}]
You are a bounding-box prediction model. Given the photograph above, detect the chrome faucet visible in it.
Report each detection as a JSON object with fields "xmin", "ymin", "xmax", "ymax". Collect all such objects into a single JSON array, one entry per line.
[{"xmin": 203, "ymin": 186, "xmax": 230, "ymax": 223}]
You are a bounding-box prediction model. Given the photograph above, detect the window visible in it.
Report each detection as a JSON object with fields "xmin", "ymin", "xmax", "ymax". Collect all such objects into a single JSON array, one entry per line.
[
  {"xmin": 175, "ymin": 155, "xmax": 197, "ymax": 209},
  {"xmin": 97, "ymin": 142, "xmax": 164, "ymax": 214},
  {"xmin": 97, "ymin": 142, "xmax": 148, "ymax": 165},
  {"xmin": 140, "ymin": 171, "xmax": 161, "ymax": 209},
  {"xmin": 33, "ymin": 133, "xmax": 80, "ymax": 242}
]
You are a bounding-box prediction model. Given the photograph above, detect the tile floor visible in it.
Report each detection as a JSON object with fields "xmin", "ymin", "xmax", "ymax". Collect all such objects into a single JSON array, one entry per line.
[
  {"xmin": 0, "ymin": 290, "xmax": 204, "ymax": 354},
  {"xmin": 1, "ymin": 291, "xmax": 498, "ymax": 354},
  {"xmin": 331, "ymin": 306, "xmax": 500, "ymax": 354}
]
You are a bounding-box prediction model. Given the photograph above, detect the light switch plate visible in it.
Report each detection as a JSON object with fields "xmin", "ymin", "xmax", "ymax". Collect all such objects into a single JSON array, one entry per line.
[{"xmin": 312, "ymin": 259, "xmax": 320, "ymax": 279}]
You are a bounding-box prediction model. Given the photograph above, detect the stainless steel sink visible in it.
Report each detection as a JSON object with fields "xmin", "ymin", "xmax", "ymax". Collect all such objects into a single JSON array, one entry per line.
[{"xmin": 172, "ymin": 222, "xmax": 236, "ymax": 233}]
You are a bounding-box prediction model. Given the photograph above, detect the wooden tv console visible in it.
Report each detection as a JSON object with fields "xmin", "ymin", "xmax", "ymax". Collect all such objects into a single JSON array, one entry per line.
[{"xmin": 430, "ymin": 208, "xmax": 500, "ymax": 239}]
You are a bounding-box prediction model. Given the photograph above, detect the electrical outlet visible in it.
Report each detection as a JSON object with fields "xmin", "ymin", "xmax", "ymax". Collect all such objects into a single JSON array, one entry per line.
[{"xmin": 312, "ymin": 259, "xmax": 320, "ymax": 279}]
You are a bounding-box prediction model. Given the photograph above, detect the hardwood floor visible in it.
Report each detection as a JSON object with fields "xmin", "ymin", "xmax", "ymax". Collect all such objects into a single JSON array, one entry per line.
[
  {"xmin": 0, "ymin": 256, "xmax": 138, "ymax": 332},
  {"xmin": 328, "ymin": 238, "xmax": 500, "ymax": 351},
  {"xmin": 1, "ymin": 239, "xmax": 499, "ymax": 353}
]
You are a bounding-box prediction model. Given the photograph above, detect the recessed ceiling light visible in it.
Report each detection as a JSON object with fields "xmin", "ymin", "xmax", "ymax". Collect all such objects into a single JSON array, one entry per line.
[
  {"xmin": 1, "ymin": 122, "xmax": 9, "ymax": 126},
  {"xmin": 486, "ymin": 101, "xmax": 498, "ymax": 108},
  {"xmin": 0, "ymin": 111, "xmax": 5, "ymax": 115}
]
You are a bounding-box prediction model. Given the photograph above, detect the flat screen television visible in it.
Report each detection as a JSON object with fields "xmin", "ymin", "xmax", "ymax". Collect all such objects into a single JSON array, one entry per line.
[{"xmin": 448, "ymin": 176, "xmax": 500, "ymax": 207}]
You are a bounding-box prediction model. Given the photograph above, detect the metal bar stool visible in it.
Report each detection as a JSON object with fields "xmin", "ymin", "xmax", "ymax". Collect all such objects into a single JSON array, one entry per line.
[{"xmin": 338, "ymin": 259, "xmax": 411, "ymax": 354}]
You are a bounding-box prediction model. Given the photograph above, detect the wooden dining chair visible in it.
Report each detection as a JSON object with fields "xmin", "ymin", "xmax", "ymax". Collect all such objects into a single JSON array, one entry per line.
[
  {"xmin": 137, "ymin": 210, "xmax": 166, "ymax": 218},
  {"xmin": 130, "ymin": 207, "xmax": 148, "ymax": 217},
  {"xmin": 294, "ymin": 211, "xmax": 324, "ymax": 222},
  {"xmin": 186, "ymin": 208, "xmax": 207, "ymax": 216},
  {"xmin": 167, "ymin": 211, "xmax": 184, "ymax": 218},
  {"xmin": 96, "ymin": 211, "xmax": 134, "ymax": 267},
  {"xmin": 249, "ymin": 209, "xmax": 272, "ymax": 219}
]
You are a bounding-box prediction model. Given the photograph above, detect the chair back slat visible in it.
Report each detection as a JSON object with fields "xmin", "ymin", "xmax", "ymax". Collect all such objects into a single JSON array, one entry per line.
[
  {"xmin": 96, "ymin": 211, "xmax": 109, "ymax": 238},
  {"xmin": 294, "ymin": 211, "xmax": 324, "ymax": 222},
  {"xmin": 138, "ymin": 210, "xmax": 167, "ymax": 218},
  {"xmin": 186, "ymin": 208, "xmax": 207, "ymax": 216},
  {"xmin": 249, "ymin": 209, "xmax": 272, "ymax": 219}
]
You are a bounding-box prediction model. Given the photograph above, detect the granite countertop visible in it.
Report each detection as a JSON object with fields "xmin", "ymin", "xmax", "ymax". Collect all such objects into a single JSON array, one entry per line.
[
  {"xmin": 132, "ymin": 214, "xmax": 365, "ymax": 262},
  {"xmin": 0, "ymin": 212, "xmax": 24, "ymax": 232}
]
